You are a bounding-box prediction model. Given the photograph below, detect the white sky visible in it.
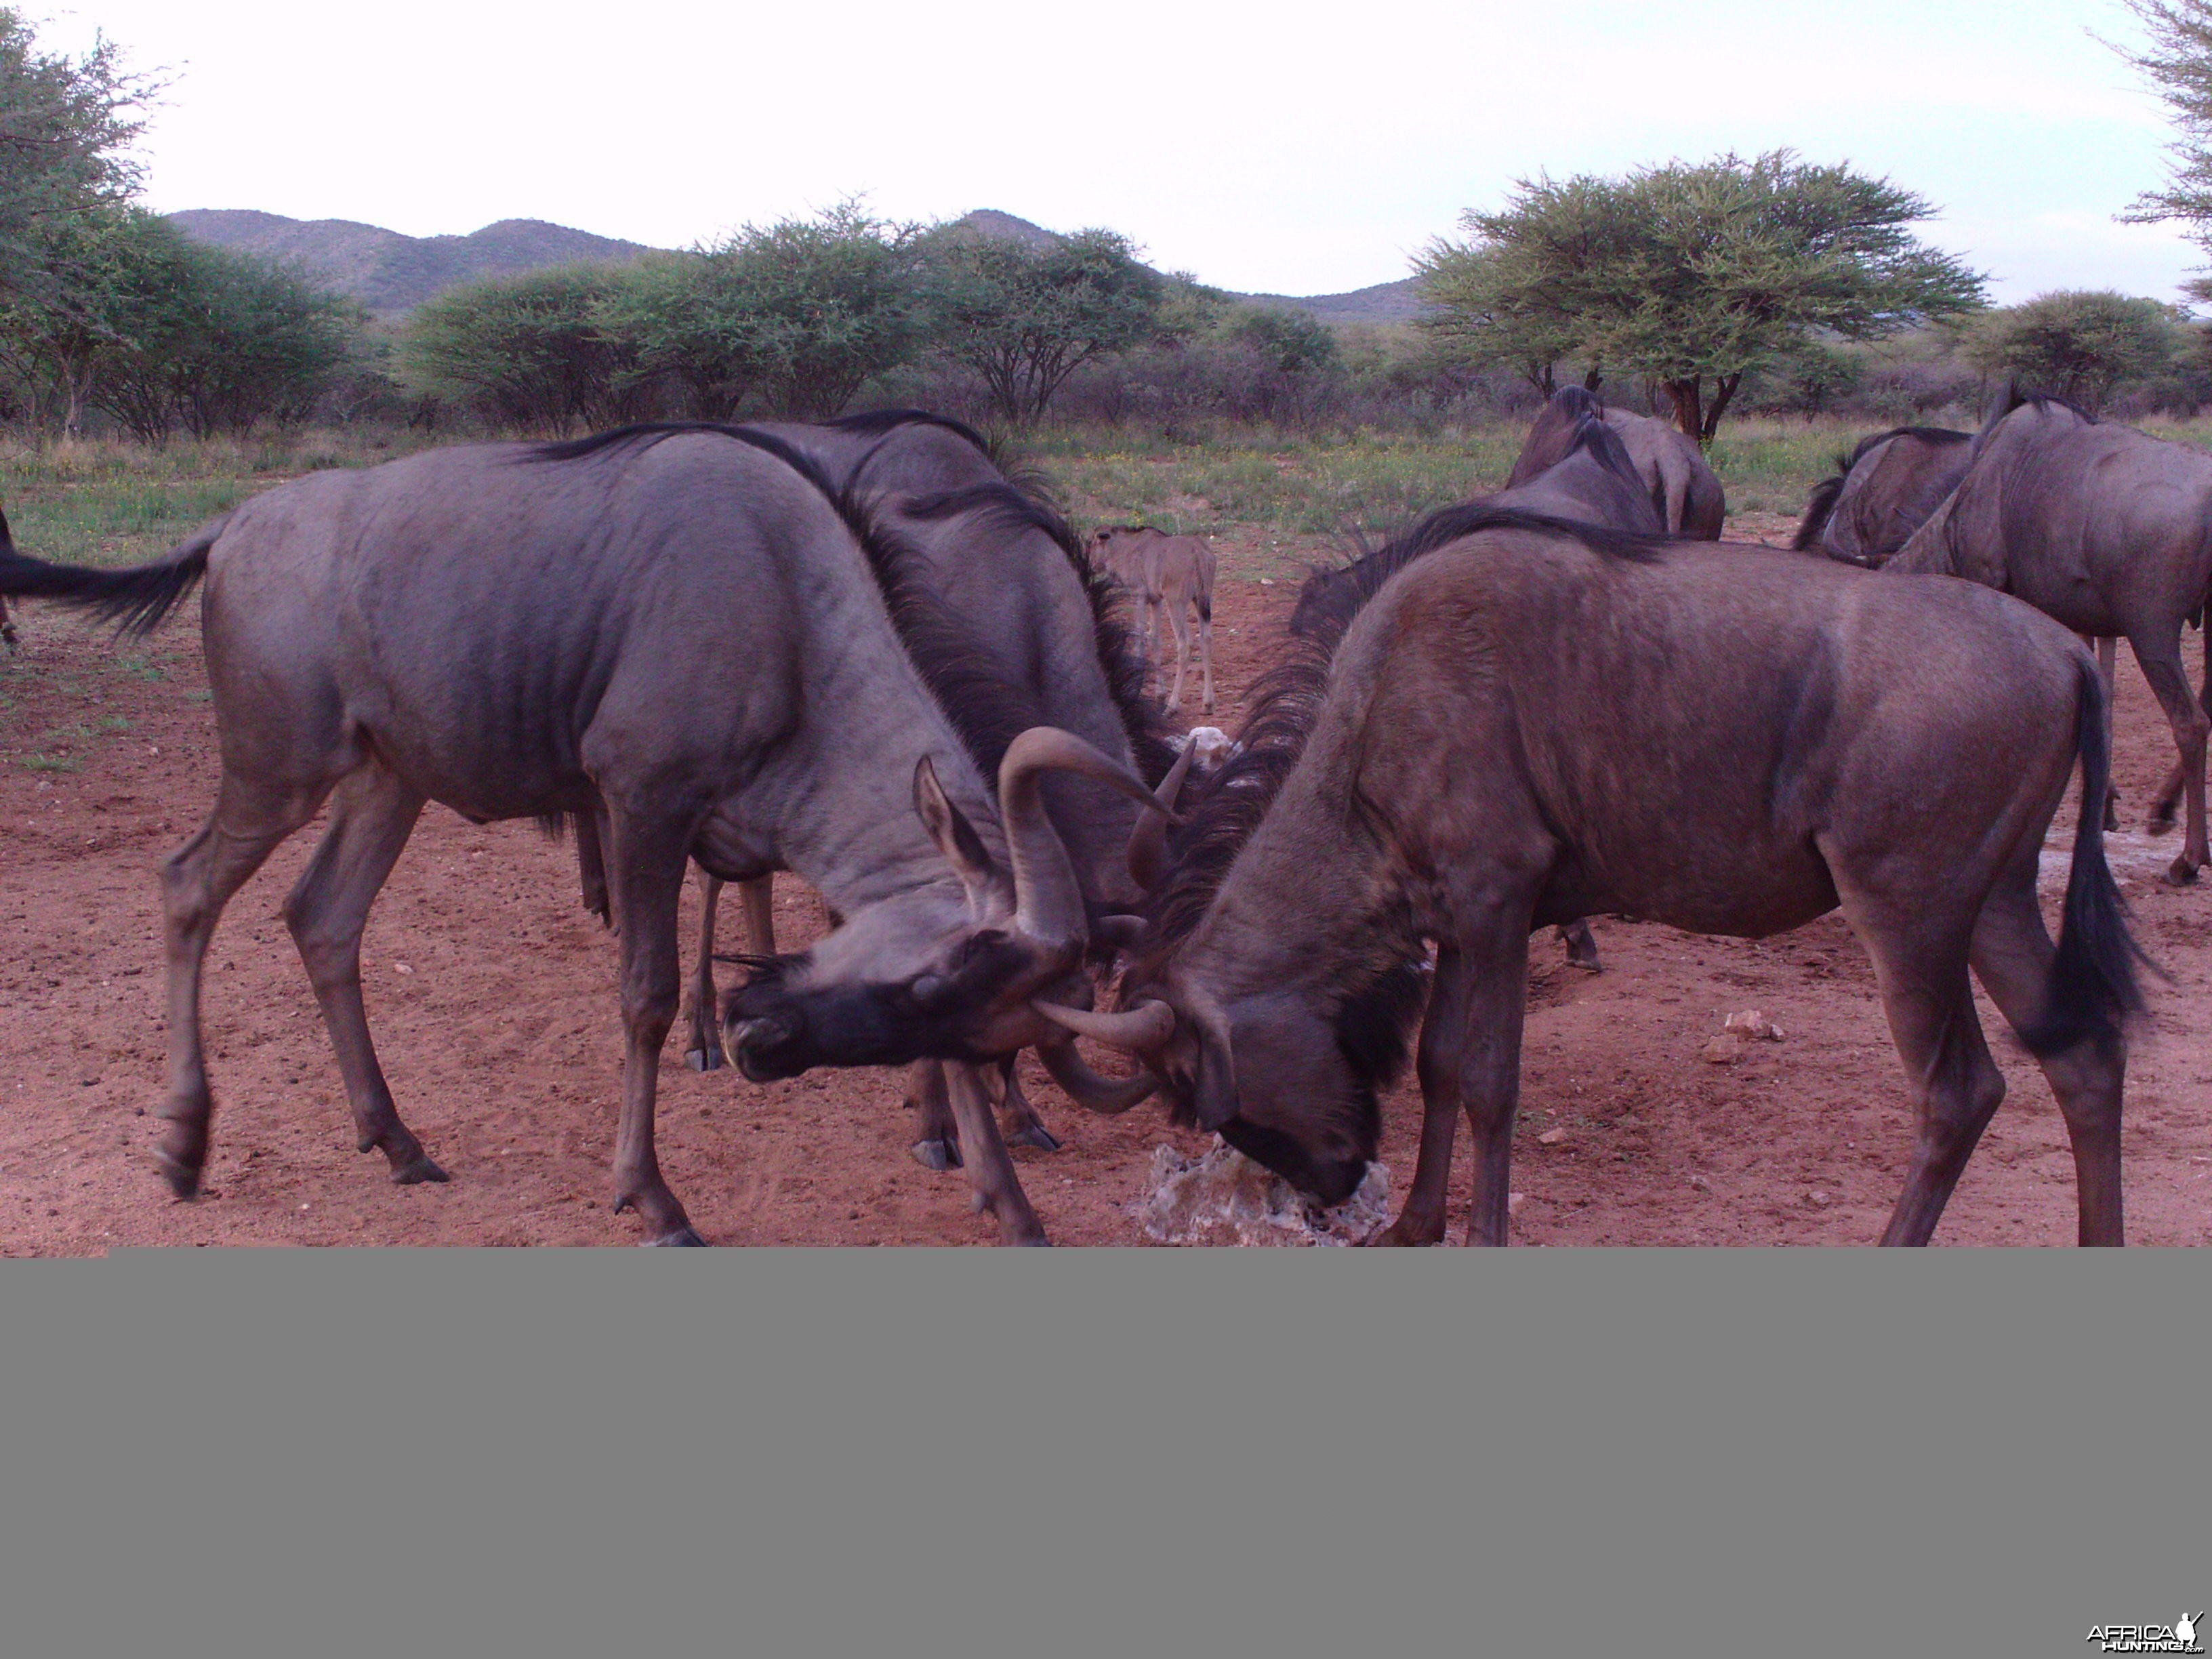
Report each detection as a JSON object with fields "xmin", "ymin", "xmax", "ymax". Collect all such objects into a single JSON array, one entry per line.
[{"xmin": 30, "ymin": 0, "xmax": 2209, "ymax": 304}]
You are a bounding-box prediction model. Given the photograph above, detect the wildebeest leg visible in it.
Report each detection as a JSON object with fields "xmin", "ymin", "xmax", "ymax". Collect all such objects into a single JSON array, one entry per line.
[
  {"xmin": 2096, "ymin": 637, "xmax": 2121, "ymax": 832},
  {"xmin": 1557, "ymin": 920, "xmax": 1601, "ymax": 970},
  {"xmin": 602, "ymin": 810, "xmax": 703, "ymax": 1245},
  {"xmin": 944, "ymin": 1060, "xmax": 1047, "ymax": 1244},
  {"xmin": 1, "ymin": 592, "xmax": 15, "ymax": 647},
  {"xmin": 680, "ymin": 872, "xmax": 724, "ymax": 1072},
  {"xmin": 1196, "ymin": 594, "xmax": 1215, "ymax": 715},
  {"xmin": 1456, "ymin": 919, "xmax": 1534, "ymax": 1246},
  {"xmin": 2130, "ymin": 628, "xmax": 2209, "ymax": 881},
  {"xmin": 281, "ymin": 766, "xmax": 445, "ymax": 1184},
  {"xmin": 2146, "ymin": 622, "xmax": 2209, "ymax": 841},
  {"xmin": 992, "ymin": 1053, "xmax": 1060, "ymax": 1151},
  {"xmin": 154, "ymin": 771, "xmax": 329, "ymax": 1197},
  {"xmin": 1966, "ymin": 858, "xmax": 2126, "ymax": 1245},
  {"xmin": 1163, "ymin": 599, "xmax": 1193, "ymax": 714},
  {"xmin": 1825, "ymin": 860, "xmax": 2002, "ymax": 1246},
  {"xmin": 907, "ymin": 1061, "xmax": 961, "ymax": 1170},
  {"xmin": 1368, "ymin": 946, "xmax": 1469, "ymax": 1246},
  {"xmin": 575, "ymin": 811, "xmax": 611, "ymax": 926}
]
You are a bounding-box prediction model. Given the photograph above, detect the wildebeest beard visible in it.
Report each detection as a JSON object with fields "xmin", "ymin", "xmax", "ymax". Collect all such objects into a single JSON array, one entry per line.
[{"xmin": 722, "ymin": 931, "xmax": 1037, "ymax": 1081}]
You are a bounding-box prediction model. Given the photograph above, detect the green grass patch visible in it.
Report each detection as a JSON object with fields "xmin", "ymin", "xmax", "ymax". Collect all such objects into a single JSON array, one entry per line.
[{"xmin": 20, "ymin": 752, "xmax": 80, "ymax": 773}]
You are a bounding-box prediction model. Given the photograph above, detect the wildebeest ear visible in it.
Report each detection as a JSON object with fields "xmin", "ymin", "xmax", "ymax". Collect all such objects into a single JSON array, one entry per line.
[{"xmin": 912, "ymin": 756, "xmax": 1001, "ymax": 907}]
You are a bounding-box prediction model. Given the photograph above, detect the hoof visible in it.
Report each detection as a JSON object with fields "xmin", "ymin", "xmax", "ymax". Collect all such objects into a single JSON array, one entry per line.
[
  {"xmin": 910, "ymin": 1137, "xmax": 962, "ymax": 1172},
  {"xmin": 1006, "ymin": 1121, "xmax": 1062, "ymax": 1152},
  {"xmin": 152, "ymin": 1146, "xmax": 201, "ymax": 1200},
  {"xmin": 390, "ymin": 1152, "xmax": 450, "ymax": 1185},
  {"xmin": 2163, "ymin": 857, "xmax": 2200, "ymax": 887},
  {"xmin": 642, "ymin": 1225, "xmax": 709, "ymax": 1248},
  {"xmin": 1567, "ymin": 955, "xmax": 1603, "ymax": 975},
  {"xmin": 683, "ymin": 1045, "xmax": 722, "ymax": 1073}
]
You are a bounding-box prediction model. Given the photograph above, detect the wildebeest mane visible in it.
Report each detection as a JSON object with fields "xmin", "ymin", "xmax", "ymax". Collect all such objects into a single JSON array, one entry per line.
[
  {"xmin": 1149, "ymin": 504, "xmax": 1664, "ymax": 958},
  {"xmin": 827, "ymin": 407, "xmax": 1003, "ymax": 468},
  {"xmin": 527, "ymin": 422, "xmax": 1046, "ymax": 783},
  {"xmin": 901, "ymin": 482, "xmax": 1180, "ymax": 790}
]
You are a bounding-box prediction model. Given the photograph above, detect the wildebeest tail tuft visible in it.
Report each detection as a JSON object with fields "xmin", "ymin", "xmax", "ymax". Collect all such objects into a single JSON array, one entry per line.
[
  {"xmin": 2023, "ymin": 659, "xmax": 2150, "ymax": 1055},
  {"xmin": 0, "ymin": 512, "xmax": 228, "ymax": 638}
]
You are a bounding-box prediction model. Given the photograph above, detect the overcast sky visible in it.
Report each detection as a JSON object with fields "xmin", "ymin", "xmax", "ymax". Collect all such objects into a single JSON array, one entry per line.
[{"xmin": 32, "ymin": 0, "xmax": 2208, "ymax": 304}]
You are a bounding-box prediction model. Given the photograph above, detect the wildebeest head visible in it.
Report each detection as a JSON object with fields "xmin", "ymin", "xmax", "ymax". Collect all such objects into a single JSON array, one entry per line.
[
  {"xmin": 1030, "ymin": 953, "xmax": 1422, "ymax": 1206},
  {"xmin": 724, "ymin": 727, "xmax": 1168, "ymax": 1082}
]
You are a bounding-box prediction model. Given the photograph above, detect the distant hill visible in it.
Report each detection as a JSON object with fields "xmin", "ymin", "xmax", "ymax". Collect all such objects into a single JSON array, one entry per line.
[
  {"xmin": 165, "ymin": 210, "xmax": 656, "ymax": 316},
  {"xmin": 951, "ymin": 209, "xmax": 1427, "ymax": 325},
  {"xmin": 167, "ymin": 205, "xmax": 1424, "ymax": 325}
]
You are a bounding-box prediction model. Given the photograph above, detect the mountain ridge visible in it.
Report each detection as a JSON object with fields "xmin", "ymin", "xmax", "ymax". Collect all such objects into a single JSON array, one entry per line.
[{"xmin": 164, "ymin": 206, "xmax": 1425, "ymax": 325}]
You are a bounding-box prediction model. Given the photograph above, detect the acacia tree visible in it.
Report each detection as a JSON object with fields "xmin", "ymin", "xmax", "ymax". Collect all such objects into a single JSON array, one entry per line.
[
  {"xmin": 918, "ymin": 226, "xmax": 1163, "ymax": 423},
  {"xmin": 2113, "ymin": 0, "xmax": 2212, "ymax": 287},
  {"xmin": 0, "ymin": 10, "xmax": 157, "ymax": 310},
  {"xmin": 400, "ymin": 265, "xmax": 652, "ymax": 434},
  {"xmin": 1957, "ymin": 290, "xmax": 2187, "ymax": 413},
  {"xmin": 600, "ymin": 201, "xmax": 924, "ymax": 419},
  {"xmin": 1418, "ymin": 151, "xmax": 1986, "ymax": 442}
]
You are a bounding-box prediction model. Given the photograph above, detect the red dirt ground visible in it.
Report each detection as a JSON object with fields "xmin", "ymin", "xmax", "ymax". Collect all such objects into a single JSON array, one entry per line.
[{"xmin": 4, "ymin": 525, "xmax": 2208, "ymax": 1249}]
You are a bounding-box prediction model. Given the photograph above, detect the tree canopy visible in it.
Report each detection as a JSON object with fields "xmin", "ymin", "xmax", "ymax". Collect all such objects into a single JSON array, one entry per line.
[
  {"xmin": 1416, "ymin": 150, "xmax": 1987, "ymax": 441},
  {"xmin": 601, "ymin": 201, "xmax": 924, "ymax": 419},
  {"xmin": 2113, "ymin": 0, "xmax": 2212, "ymax": 285},
  {"xmin": 0, "ymin": 8, "xmax": 157, "ymax": 310},
  {"xmin": 918, "ymin": 226, "xmax": 1163, "ymax": 423},
  {"xmin": 1955, "ymin": 290, "xmax": 2188, "ymax": 414}
]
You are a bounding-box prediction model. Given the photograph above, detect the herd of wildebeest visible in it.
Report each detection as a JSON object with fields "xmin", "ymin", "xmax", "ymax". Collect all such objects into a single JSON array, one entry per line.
[{"xmin": 1, "ymin": 381, "xmax": 2205, "ymax": 1246}]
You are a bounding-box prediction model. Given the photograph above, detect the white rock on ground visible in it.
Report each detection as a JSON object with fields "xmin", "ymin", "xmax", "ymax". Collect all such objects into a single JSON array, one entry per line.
[{"xmin": 1139, "ymin": 1139, "xmax": 1392, "ymax": 1246}]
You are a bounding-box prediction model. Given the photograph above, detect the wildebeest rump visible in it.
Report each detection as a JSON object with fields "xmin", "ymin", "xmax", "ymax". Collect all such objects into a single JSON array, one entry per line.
[
  {"xmin": 0, "ymin": 430, "xmax": 1160, "ymax": 1246},
  {"xmin": 1597, "ymin": 407, "xmax": 1725, "ymax": 538},
  {"xmin": 1887, "ymin": 395, "xmax": 2212, "ymax": 884},
  {"xmin": 1792, "ymin": 426, "xmax": 1971, "ymax": 565},
  {"xmin": 1044, "ymin": 507, "xmax": 2140, "ymax": 1246}
]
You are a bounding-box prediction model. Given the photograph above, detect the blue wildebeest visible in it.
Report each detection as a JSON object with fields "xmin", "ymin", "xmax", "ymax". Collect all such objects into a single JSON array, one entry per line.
[
  {"xmin": 1040, "ymin": 505, "xmax": 2142, "ymax": 1246},
  {"xmin": 0, "ymin": 429, "xmax": 1162, "ymax": 1245},
  {"xmin": 571, "ymin": 410, "xmax": 1183, "ymax": 1170},
  {"xmin": 1885, "ymin": 394, "xmax": 2212, "ymax": 884}
]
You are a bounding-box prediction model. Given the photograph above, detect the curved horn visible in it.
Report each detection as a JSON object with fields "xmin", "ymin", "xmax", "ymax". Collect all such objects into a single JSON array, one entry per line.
[
  {"xmin": 1037, "ymin": 1038, "xmax": 1158, "ymax": 1114},
  {"xmin": 999, "ymin": 727, "xmax": 1168, "ymax": 950},
  {"xmin": 1029, "ymin": 996, "xmax": 1177, "ymax": 1052},
  {"xmin": 1127, "ymin": 741, "xmax": 1195, "ymax": 893}
]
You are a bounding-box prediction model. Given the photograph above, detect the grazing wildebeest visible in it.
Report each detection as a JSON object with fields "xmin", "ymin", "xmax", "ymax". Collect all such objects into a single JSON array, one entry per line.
[
  {"xmin": 1092, "ymin": 525, "xmax": 1216, "ymax": 714},
  {"xmin": 0, "ymin": 428, "xmax": 1162, "ymax": 1246},
  {"xmin": 1792, "ymin": 426, "xmax": 1972, "ymax": 566},
  {"xmin": 581, "ymin": 409, "xmax": 1182, "ymax": 1170},
  {"xmin": 1596, "ymin": 407, "xmax": 1726, "ymax": 538},
  {"xmin": 1296, "ymin": 388, "xmax": 1664, "ymax": 970},
  {"xmin": 1041, "ymin": 505, "xmax": 2142, "ymax": 1246},
  {"xmin": 1885, "ymin": 395, "xmax": 2212, "ymax": 884}
]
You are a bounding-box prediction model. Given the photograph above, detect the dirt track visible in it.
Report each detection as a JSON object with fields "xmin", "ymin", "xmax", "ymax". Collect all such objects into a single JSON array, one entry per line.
[{"xmin": 3, "ymin": 527, "xmax": 2209, "ymax": 1249}]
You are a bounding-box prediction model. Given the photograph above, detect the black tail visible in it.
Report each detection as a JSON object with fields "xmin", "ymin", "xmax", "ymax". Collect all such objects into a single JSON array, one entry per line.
[
  {"xmin": 0, "ymin": 510, "xmax": 227, "ymax": 638},
  {"xmin": 2023, "ymin": 660, "xmax": 2148, "ymax": 1056},
  {"xmin": 1791, "ymin": 466, "xmax": 1848, "ymax": 552}
]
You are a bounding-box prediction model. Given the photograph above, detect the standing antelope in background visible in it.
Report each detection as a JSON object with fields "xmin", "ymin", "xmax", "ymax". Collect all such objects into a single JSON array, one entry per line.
[{"xmin": 1093, "ymin": 525, "xmax": 1216, "ymax": 714}]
